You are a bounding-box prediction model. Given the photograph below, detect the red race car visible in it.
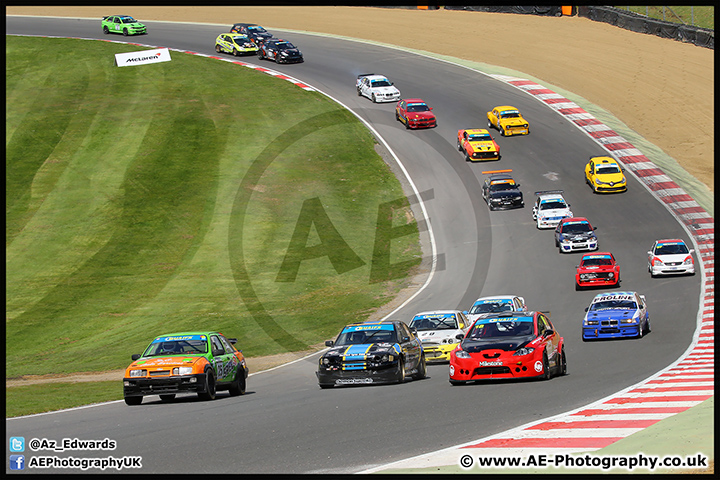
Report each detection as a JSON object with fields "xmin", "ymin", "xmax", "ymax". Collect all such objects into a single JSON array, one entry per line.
[
  {"xmin": 449, "ymin": 311, "xmax": 566, "ymax": 385},
  {"xmin": 395, "ymin": 98, "xmax": 436, "ymax": 129},
  {"xmin": 575, "ymin": 252, "xmax": 620, "ymax": 290}
]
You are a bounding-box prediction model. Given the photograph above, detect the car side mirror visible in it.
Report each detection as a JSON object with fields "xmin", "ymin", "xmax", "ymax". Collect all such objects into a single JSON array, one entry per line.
[
  {"xmin": 132, "ymin": 354, "xmax": 141, "ymax": 361},
  {"xmin": 593, "ymin": 226, "xmax": 598, "ymax": 230},
  {"xmin": 585, "ymin": 307, "xmax": 589, "ymax": 312},
  {"xmin": 456, "ymin": 333, "xmax": 464, "ymax": 340},
  {"xmin": 647, "ymin": 251, "xmax": 652, "ymax": 255},
  {"xmin": 402, "ymin": 336, "xmax": 410, "ymax": 343},
  {"xmin": 543, "ymin": 329, "xmax": 555, "ymax": 337},
  {"xmin": 689, "ymin": 249, "xmax": 695, "ymax": 254},
  {"xmin": 228, "ymin": 338, "xmax": 238, "ymax": 345},
  {"xmin": 462, "ymin": 310, "xmax": 468, "ymax": 314},
  {"xmin": 325, "ymin": 340, "xmax": 334, "ymax": 347},
  {"xmin": 429, "ymin": 107, "xmax": 433, "ymax": 110}
]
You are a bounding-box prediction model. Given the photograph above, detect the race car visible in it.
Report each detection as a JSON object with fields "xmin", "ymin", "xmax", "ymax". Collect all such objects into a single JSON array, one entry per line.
[
  {"xmin": 215, "ymin": 33, "xmax": 259, "ymax": 56},
  {"xmin": 532, "ymin": 190, "xmax": 573, "ymax": 229},
  {"xmin": 449, "ymin": 311, "xmax": 566, "ymax": 384},
  {"xmin": 317, "ymin": 320, "xmax": 426, "ymax": 388},
  {"xmin": 585, "ymin": 156, "xmax": 627, "ymax": 193},
  {"xmin": 583, "ymin": 291, "xmax": 650, "ymax": 340},
  {"xmin": 486, "ymin": 106, "xmax": 529, "ymax": 136},
  {"xmin": 481, "ymin": 170, "xmax": 524, "ymax": 210},
  {"xmin": 575, "ymin": 252, "xmax": 620, "ymax": 290},
  {"xmin": 555, "ymin": 217, "xmax": 598, "ymax": 253},
  {"xmin": 257, "ymin": 38, "xmax": 304, "ymax": 64},
  {"xmin": 395, "ymin": 98, "xmax": 437, "ymax": 129},
  {"xmin": 465, "ymin": 294, "xmax": 527, "ymax": 325},
  {"xmin": 101, "ymin": 15, "xmax": 147, "ymax": 36},
  {"xmin": 647, "ymin": 238, "xmax": 696, "ymax": 277},
  {"xmin": 229, "ymin": 23, "xmax": 273, "ymax": 45},
  {"xmin": 409, "ymin": 310, "xmax": 471, "ymax": 363},
  {"xmin": 123, "ymin": 331, "xmax": 248, "ymax": 405},
  {"xmin": 356, "ymin": 74, "xmax": 401, "ymax": 103},
  {"xmin": 457, "ymin": 128, "xmax": 501, "ymax": 162}
]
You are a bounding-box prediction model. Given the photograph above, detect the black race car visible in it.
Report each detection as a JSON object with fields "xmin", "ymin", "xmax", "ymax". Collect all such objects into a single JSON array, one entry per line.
[
  {"xmin": 317, "ymin": 320, "xmax": 426, "ymax": 388},
  {"xmin": 481, "ymin": 171, "xmax": 524, "ymax": 210},
  {"xmin": 229, "ymin": 23, "xmax": 273, "ymax": 45},
  {"xmin": 257, "ymin": 38, "xmax": 304, "ymax": 64}
]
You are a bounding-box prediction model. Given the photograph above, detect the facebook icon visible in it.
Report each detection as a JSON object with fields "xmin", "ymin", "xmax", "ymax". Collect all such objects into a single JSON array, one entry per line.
[{"xmin": 9, "ymin": 455, "xmax": 25, "ymax": 470}]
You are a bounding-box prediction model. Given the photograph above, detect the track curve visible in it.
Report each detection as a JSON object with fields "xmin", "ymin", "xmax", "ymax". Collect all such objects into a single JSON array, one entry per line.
[{"xmin": 5, "ymin": 17, "xmax": 705, "ymax": 474}]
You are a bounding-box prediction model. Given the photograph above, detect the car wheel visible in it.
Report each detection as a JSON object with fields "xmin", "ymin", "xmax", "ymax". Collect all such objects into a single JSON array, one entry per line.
[
  {"xmin": 233, "ymin": 48, "xmax": 240, "ymax": 57},
  {"xmin": 228, "ymin": 367, "xmax": 246, "ymax": 396},
  {"xmin": 575, "ymin": 282, "xmax": 582, "ymax": 291},
  {"xmin": 123, "ymin": 28, "xmax": 129, "ymax": 36},
  {"xmin": 500, "ymin": 127, "xmax": 506, "ymax": 136},
  {"xmin": 257, "ymin": 50, "xmax": 264, "ymax": 60},
  {"xmin": 215, "ymin": 45, "xmax": 222, "ymax": 53},
  {"xmin": 457, "ymin": 140, "xmax": 463, "ymax": 152},
  {"xmin": 488, "ymin": 120, "xmax": 493, "ymax": 129},
  {"xmin": 645, "ymin": 318, "xmax": 651, "ymax": 334},
  {"xmin": 357, "ymin": 88, "xmax": 362, "ymax": 97},
  {"xmin": 159, "ymin": 394, "xmax": 176, "ymax": 402},
  {"xmin": 412, "ymin": 354, "xmax": 427, "ymax": 380},
  {"xmin": 319, "ymin": 383, "xmax": 332, "ymax": 389},
  {"xmin": 103, "ymin": 26, "xmax": 109, "ymax": 34},
  {"xmin": 372, "ymin": 93, "xmax": 377, "ymax": 103},
  {"xmin": 464, "ymin": 152, "xmax": 471, "ymax": 162},
  {"xmin": 396, "ymin": 358, "xmax": 406, "ymax": 384},
  {"xmin": 541, "ymin": 353, "xmax": 551, "ymax": 380},
  {"xmin": 124, "ymin": 396, "xmax": 142, "ymax": 406},
  {"xmin": 557, "ymin": 350, "xmax": 567, "ymax": 376},
  {"xmin": 198, "ymin": 368, "xmax": 216, "ymax": 401}
]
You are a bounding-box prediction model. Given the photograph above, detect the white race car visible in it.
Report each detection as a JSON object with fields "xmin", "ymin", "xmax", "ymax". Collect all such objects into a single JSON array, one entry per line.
[
  {"xmin": 647, "ymin": 238, "xmax": 695, "ymax": 277},
  {"xmin": 532, "ymin": 190, "xmax": 573, "ymax": 229},
  {"xmin": 356, "ymin": 73, "xmax": 401, "ymax": 103},
  {"xmin": 409, "ymin": 310, "xmax": 471, "ymax": 362},
  {"xmin": 464, "ymin": 295, "xmax": 527, "ymax": 325}
]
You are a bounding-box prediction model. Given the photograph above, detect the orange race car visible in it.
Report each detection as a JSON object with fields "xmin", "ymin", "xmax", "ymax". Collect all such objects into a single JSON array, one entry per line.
[
  {"xmin": 457, "ymin": 128, "xmax": 501, "ymax": 161},
  {"xmin": 123, "ymin": 331, "xmax": 248, "ymax": 405}
]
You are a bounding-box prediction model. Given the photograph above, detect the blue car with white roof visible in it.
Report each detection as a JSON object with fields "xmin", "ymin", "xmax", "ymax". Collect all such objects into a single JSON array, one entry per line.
[{"xmin": 582, "ymin": 291, "xmax": 650, "ymax": 340}]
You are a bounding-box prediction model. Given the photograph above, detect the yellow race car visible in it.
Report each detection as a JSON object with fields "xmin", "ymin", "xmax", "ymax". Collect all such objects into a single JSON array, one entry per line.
[
  {"xmin": 457, "ymin": 128, "xmax": 501, "ymax": 161},
  {"xmin": 585, "ymin": 156, "xmax": 627, "ymax": 193},
  {"xmin": 215, "ymin": 33, "xmax": 259, "ymax": 56},
  {"xmin": 487, "ymin": 106, "xmax": 530, "ymax": 136}
]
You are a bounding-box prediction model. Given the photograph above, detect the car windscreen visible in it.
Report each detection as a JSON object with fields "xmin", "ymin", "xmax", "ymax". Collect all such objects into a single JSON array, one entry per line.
[
  {"xmin": 334, "ymin": 325, "xmax": 397, "ymax": 346},
  {"xmin": 407, "ymin": 104, "xmax": 429, "ymax": 112},
  {"xmin": 410, "ymin": 315, "xmax": 458, "ymax": 331},
  {"xmin": 581, "ymin": 258, "xmax": 612, "ymax": 266},
  {"xmin": 500, "ymin": 112, "xmax": 520, "ymax": 118},
  {"xmin": 597, "ymin": 165, "xmax": 621, "ymax": 174},
  {"xmin": 468, "ymin": 135, "xmax": 491, "ymax": 142},
  {"xmin": 467, "ymin": 319, "xmax": 534, "ymax": 339},
  {"xmin": 489, "ymin": 183, "xmax": 516, "ymax": 192},
  {"xmin": 540, "ymin": 201, "xmax": 566, "ymax": 210},
  {"xmin": 371, "ymin": 80, "xmax": 391, "ymax": 87},
  {"xmin": 144, "ymin": 337, "xmax": 208, "ymax": 356},
  {"xmin": 590, "ymin": 299, "xmax": 637, "ymax": 311},
  {"xmin": 561, "ymin": 222, "xmax": 592, "ymax": 233},
  {"xmin": 469, "ymin": 301, "xmax": 513, "ymax": 315},
  {"xmin": 655, "ymin": 243, "xmax": 689, "ymax": 255},
  {"xmin": 277, "ymin": 42, "xmax": 296, "ymax": 49}
]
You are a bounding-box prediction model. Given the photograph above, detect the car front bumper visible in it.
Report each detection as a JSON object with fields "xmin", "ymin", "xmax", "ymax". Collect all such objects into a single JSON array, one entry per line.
[
  {"xmin": 650, "ymin": 264, "xmax": 695, "ymax": 276},
  {"xmin": 583, "ymin": 324, "xmax": 641, "ymax": 339},
  {"xmin": 559, "ymin": 240, "xmax": 598, "ymax": 253},
  {"xmin": 123, "ymin": 373, "xmax": 208, "ymax": 397},
  {"xmin": 449, "ymin": 354, "xmax": 544, "ymax": 382},
  {"xmin": 316, "ymin": 362, "xmax": 400, "ymax": 387}
]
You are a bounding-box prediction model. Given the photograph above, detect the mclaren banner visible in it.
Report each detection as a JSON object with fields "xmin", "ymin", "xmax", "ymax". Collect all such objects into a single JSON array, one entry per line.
[{"xmin": 114, "ymin": 48, "xmax": 171, "ymax": 67}]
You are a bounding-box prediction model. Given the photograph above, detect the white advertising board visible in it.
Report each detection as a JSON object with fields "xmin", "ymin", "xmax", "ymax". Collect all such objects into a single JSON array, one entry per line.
[{"xmin": 114, "ymin": 47, "xmax": 171, "ymax": 67}]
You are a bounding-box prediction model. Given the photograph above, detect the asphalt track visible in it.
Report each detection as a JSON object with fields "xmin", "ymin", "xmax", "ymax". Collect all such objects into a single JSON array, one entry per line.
[{"xmin": 5, "ymin": 17, "xmax": 706, "ymax": 474}]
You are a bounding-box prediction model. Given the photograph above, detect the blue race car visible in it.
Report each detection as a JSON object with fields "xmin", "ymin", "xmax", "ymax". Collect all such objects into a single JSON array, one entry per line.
[
  {"xmin": 317, "ymin": 320, "xmax": 426, "ymax": 388},
  {"xmin": 582, "ymin": 291, "xmax": 650, "ymax": 341}
]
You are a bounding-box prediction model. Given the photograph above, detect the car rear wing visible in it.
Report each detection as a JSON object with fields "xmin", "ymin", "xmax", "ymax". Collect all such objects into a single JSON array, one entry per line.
[
  {"xmin": 482, "ymin": 169, "xmax": 513, "ymax": 175},
  {"xmin": 534, "ymin": 190, "xmax": 564, "ymax": 196},
  {"xmin": 357, "ymin": 73, "xmax": 377, "ymax": 79}
]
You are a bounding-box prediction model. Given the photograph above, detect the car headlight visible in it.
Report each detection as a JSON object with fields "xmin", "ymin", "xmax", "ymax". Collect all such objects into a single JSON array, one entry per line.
[
  {"xmin": 585, "ymin": 320, "xmax": 599, "ymax": 325},
  {"xmin": 129, "ymin": 369, "xmax": 146, "ymax": 377},
  {"xmin": 620, "ymin": 318, "xmax": 638, "ymax": 324},
  {"xmin": 455, "ymin": 349, "xmax": 471, "ymax": 359},
  {"xmin": 513, "ymin": 347, "xmax": 534, "ymax": 356},
  {"xmin": 172, "ymin": 366, "xmax": 193, "ymax": 375},
  {"xmin": 683, "ymin": 256, "xmax": 694, "ymax": 265}
]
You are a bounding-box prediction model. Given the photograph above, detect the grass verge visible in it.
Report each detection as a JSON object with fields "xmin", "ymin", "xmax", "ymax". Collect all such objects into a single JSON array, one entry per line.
[{"xmin": 6, "ymin": 35, "xmax": 421, "ymax": 412}]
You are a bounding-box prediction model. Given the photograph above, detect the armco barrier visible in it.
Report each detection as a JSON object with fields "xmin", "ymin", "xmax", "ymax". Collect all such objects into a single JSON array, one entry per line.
[{"xmin": 577, "ymin": 6, "xmax": 713, "ymax": 49}]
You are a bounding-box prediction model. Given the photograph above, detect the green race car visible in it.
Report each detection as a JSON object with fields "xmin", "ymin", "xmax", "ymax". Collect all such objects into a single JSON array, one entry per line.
[
  {"xmin": 215, "ymin": 33, "xmax": 259, "ymax": 56},
  {"xmin": 102, "ymin": 15, "xmax": 147, "ymax": 36}
]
